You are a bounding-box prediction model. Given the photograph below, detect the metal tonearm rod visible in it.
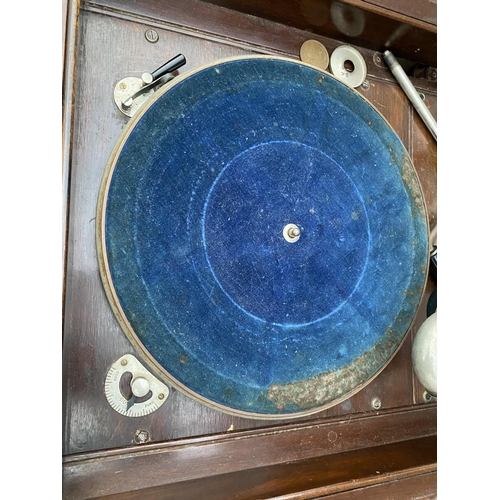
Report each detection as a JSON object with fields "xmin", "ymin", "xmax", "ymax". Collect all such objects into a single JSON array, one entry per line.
[{"xmin": 383, "ymin": 50, "xmax": 437, "ymax": 141}]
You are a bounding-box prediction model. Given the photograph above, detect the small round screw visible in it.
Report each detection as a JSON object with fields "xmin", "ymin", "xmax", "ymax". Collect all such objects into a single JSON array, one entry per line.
[
  {"xmin": 145, "ymin": 29, "xmax": 159, "ymax": 43},
  {"xmin": 371, "ymin": 397, "xmax": 381, "ymax": 410},
  {"xmin": 121, "ymin": 359, "xmax": 128, "ymax": 366},
  {"xmin": 134, "ymin": 429, "xmax": 150, "ymax": 444},
  {"xmin": 361, "ymin": 80, "xmax": 369, "ymax": 90},
  {"xmin": 423, "ymin": 391, "xmax": 433, "ymax": 402},
  {"xmin": 158, "ymin": 393, "xmax": 165, "ymax": 400}
]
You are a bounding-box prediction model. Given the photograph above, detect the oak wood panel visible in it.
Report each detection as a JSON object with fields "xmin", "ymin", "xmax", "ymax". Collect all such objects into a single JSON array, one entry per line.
[
  {"xmin": 88, "ymin": 0, "xmax": 437, "ymax": 84},
  {"xmin": 63, "ymin": 407, "xmax": 436, "ymax": 499},
  {"xmin": 63, "ymin": 0, "xmax": 81, "ymax": 292},
  {"xmin": 359, "ymin": 76, "xmax": 412, "ymax": 148},
  {"xmin": 63, "ymin": 9, "xmax": 258, "ymax": 456},
  {"xmin": 93, "ymin": 437, "xmax": 436, "ymax": 499},
  {"xmin": 316, "ymin": 471, "xmax": 437, "ymax": 499},
  {"xmin": 63, "ymin": 0, "xmax": 69, "ymax": 69},
  {"xmin": 63, "ymin": 0, "xmax": 437, "ymax": 460},
  {"xmin": 363, "ymin": 0, "xmax": 437, "ymax": 26},
  {"xmin": 411, "ymin": 92, "xmax": 437, "ymax": 232},
  {"xmin": 408, "ymin": 89, "xmax": 436, "ymax": 405},
  {"xmin": 201, "ymin": 0, "xmax": 437, "ymax": 66}
]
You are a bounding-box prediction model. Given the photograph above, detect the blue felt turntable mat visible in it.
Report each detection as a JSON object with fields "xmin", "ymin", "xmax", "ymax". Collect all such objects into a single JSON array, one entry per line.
[{"xmin": 98, "ymin": 56, "xmax": 428, "ymax": 417}]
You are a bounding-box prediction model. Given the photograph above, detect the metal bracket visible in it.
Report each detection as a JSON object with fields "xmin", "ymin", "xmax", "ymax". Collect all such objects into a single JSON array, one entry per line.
[
  {"xmin": 113, "ymin": 54, "xmax": 186, "ymax": 118},
  {"xmin": 104, "ymin": 354, "xmax": 170, "ymax": 417}
]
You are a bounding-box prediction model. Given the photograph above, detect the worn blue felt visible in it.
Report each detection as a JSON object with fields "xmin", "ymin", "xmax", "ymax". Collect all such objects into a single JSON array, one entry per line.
[{"xmin": 103, "ymin": 57, "xmax": 428, "ymax": 415}]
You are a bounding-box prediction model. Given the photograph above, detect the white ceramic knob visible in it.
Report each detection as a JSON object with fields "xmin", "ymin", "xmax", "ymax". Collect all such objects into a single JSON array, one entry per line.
[
  {"xmin": 412, "ymin": 311, "xmax": 437, "ymax": 396},
  {"xmin": 131, "ymin": 376, "xmax": 151, "ymax": 398}
]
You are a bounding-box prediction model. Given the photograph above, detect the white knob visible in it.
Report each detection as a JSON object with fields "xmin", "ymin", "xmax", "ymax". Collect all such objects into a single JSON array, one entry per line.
[
  {"xmin": 131, "ymin": 376, "xmax": 150, "ymax": 398},
  {"xmin": 412, "ymin": 311, "xmax": 437, "ymax": 396}
]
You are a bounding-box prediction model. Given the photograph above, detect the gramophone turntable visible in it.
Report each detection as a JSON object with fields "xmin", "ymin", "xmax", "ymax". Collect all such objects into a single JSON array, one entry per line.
[{"xmin": 63, "ymin": 2, "xmax": 437, "ymax": 498}]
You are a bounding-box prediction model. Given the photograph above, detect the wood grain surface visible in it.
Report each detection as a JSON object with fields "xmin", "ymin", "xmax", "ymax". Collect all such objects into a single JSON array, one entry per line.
[
  {"xmin": 71, "ymin": 436, "xmax": 436, "ymax": 499},
  {"xmin": 63, "ymin": 406, "xmax": 436, "ymax": 499},
  {"xmin": 197, "ymin": 0, "xmax": 437, "ymax": 66}
]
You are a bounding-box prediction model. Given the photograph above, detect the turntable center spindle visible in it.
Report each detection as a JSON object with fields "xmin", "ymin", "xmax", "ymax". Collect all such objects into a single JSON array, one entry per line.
[{"xmin": 283, "ymin": 223, "xmax": 301, "ymax": 243}]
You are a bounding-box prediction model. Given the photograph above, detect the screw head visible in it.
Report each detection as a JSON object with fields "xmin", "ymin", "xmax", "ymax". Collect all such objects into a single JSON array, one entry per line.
[
  {"xmin": 145, "ymin": 29, "xmax": 159, "ymax": 43},
  {"xmin": 423, "ymin": 390, "xmax": 434, "ymax": 402},
  {"xmin": 134, "ymin": 429, "xmax": 150, "ymax": 444},
  {"xmin": 371, "ymin": 397, "xmax": 382, "ymax": 410}
]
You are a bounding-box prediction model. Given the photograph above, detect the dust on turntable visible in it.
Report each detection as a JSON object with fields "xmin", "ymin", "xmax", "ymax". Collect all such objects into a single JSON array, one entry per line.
[{"xmin": 97, "ymin": 55, "xmax": 429, "ymax": 419}]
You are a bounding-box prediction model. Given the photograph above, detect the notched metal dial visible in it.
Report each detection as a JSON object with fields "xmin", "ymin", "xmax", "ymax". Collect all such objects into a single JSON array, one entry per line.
[{"xmin": 104, "ymin": 354, "xmax": 170, "ymax": 417}]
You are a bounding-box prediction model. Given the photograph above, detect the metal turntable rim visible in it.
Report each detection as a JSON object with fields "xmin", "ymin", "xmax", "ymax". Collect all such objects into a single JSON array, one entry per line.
[{"xmin": 96, "ymin": 54, "xmax": 429, "ymax": 419}]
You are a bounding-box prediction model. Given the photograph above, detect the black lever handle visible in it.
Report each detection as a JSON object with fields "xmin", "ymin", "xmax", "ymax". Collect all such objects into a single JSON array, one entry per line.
[
  {"xmin": 140, "ymin": 54, "xmax": 187, "ymax": 85},
  {"xmin": 151, "ymin": 54, "xmax": 186, "ymax": 81},
  {"xmin": 122, "ymin": 54, "xmax": 187, "ymax": 110}
]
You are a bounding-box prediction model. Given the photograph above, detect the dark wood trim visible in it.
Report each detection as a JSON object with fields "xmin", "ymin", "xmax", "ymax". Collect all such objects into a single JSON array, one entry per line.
[
  {"xmin": 81, "ymin": 0, "xmax": 436, "ymax": 93},
  {"xmin": 361, "ymin": 0, "xmax": 437, "ymax": 26},
  {"xmin": 200, "ymin": 0, "xmax": 436, "ymax": 66},
  {"xmin": 63, "ymin": 406, "xmax": 436, "ymax": 499},
  {"xmin": 84, "ymin": 0, "xmax": 437, "ymax": 68},
  {"xmin": 64, "ymin": 435, "xmax": 436, "ymax": 499},
  {"xmin": 83, "ymin": 0, "xmax": 320, "ymax": 58},
  {"xmin": 303, "ymin": 471, "xmax": 437, "ymax": 500},
  {"xmin": 344, "ymin": 0, "xmax": 436, "ymax": 29},
  {"xmin": 62, "ymin": 0, "xmax": 81, "ymax": 309}
]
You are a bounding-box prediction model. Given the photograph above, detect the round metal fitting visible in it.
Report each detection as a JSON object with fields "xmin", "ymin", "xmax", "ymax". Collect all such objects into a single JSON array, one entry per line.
[
  {"xmin": 330, "ymin": 45, "xmax": 367, "ymax": 88},
  {"xmin": 283, "ymin": 223, "xmax": 301, "ymax": 243},
  {"xmin": 371, "ymin": 397, "xmax": 381, "ymax": 410},
  {"xmin": 134, "ymin": 429, "xmax": 150, "ymax": 444},
  {"xmin": 105, "ymin": 354, "xmax": 170, "ymax": 417},
  {"xmin": 299, "ymin": 40, "xmax": 330, "ymax": 71},
  {"xmin": 145, "ymin": 29, "xmax": 159, "ymax": 43},
  {"xmin": 423, "ymin": 390, "xmax": 436, "ymax": 403}
]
